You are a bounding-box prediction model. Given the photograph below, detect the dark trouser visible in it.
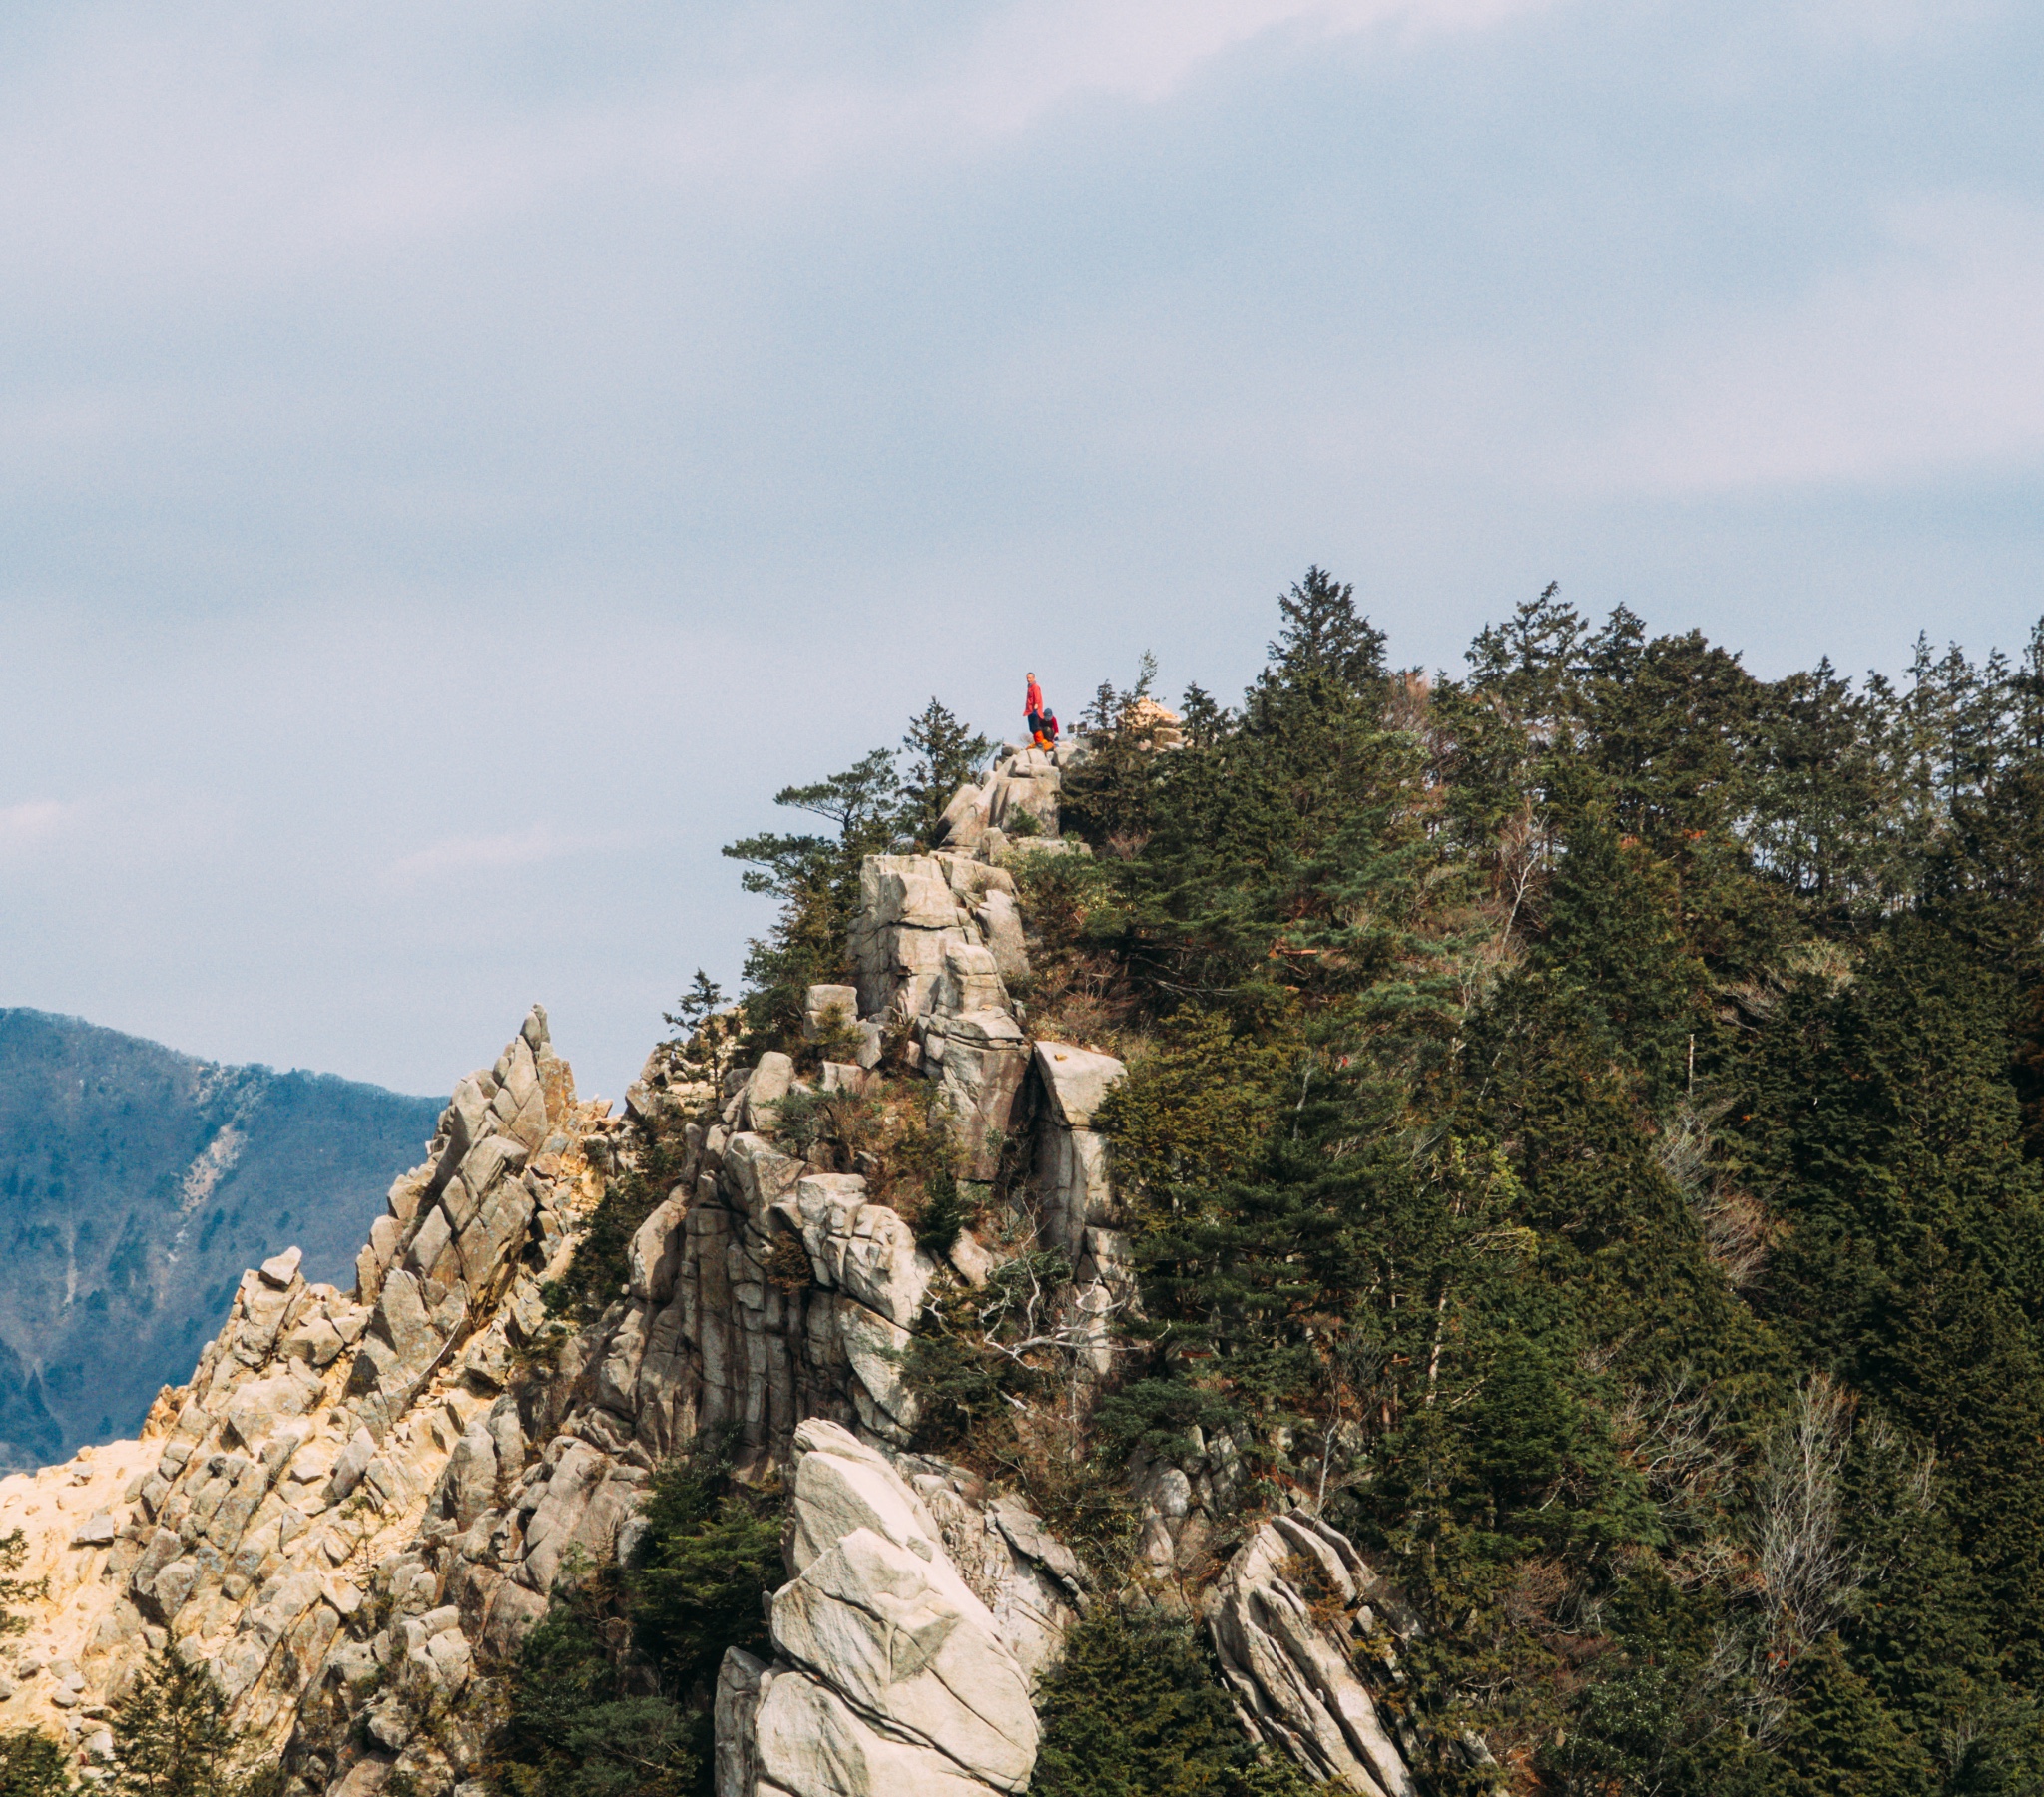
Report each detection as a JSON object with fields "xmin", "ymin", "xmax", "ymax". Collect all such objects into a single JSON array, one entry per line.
[{"xmin": 1027, "ymin": 711, "xmax": 1044, "ymax": 736}]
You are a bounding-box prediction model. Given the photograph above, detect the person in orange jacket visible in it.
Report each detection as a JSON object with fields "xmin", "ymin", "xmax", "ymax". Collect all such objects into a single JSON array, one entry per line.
[{"xmin": 1025, "ymin": 672, "xmax": 1045, "ymax": 739}]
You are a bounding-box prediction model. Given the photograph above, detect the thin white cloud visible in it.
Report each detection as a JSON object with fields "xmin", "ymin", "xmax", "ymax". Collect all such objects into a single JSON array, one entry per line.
[
  {"xmin": 0, "ymin": 800, "xmax": 76, "ymax": 851},
  {"xmin": 1573, "ymin": 195, "xmax": 2044, "ymax": 495},
  {"xmin": 0, "ymin": 0, "xmax": 1562, "ymax": 306},
  {"xmin": 937, "ymin": 0, "xmax": 1559, "ymax": 132},
  {"xmin": 380, "ymin": 826, "xmax": 629, "ymax": 893}
]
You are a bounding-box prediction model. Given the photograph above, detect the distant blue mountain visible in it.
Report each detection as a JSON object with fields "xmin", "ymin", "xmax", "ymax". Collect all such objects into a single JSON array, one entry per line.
[{"xmin": 0, "ymin": 1009, "xmax": 444, "ymax": 1470}]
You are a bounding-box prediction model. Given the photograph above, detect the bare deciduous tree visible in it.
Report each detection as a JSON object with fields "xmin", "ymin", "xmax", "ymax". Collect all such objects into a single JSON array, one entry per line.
[{"xmin": 1755, "ymin": 1375, "xmax": 1863, "ymax": 1664}]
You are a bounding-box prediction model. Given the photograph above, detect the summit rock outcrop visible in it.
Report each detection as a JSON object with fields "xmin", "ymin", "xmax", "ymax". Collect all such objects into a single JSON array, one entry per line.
[{"xmin": 0, "ymin": 806, "xmax": 1445, "ymax": 1796}]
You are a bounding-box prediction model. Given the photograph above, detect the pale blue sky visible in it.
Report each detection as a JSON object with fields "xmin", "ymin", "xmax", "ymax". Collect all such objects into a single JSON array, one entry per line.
[{"xmin": 3, "ymin": 0, "xmax": 2041, "ymax": 1101}]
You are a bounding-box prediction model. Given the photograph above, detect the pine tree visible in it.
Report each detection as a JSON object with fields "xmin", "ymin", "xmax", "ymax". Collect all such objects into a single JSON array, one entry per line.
[
  {"xmin": 1749, "ymin": 657, "xmax": 1905, "ymax": 917},
  {"xmin": 899, "ymin": 698, "xmax": 993, "ymax": 848},
  {"xmin": 722, "ymin": 748, "xmax": 904, "ymax": 1043},
  {"xmin": 1031, "ymin": 1608, "xmax": 1314, "ymax": 1797},
  {"xmin": 1256, "ymin": 566, "xmax": 1386, "ymax": 705},
  {"xmin": 0, "ymin": 1730, "xmax": 71, "ymax": 1797},
  {"xmin": 662, "ymin": 970, "xmax": 724, "ymax": 1039},
  {"xmin": 109, "ymin": 1648, "xmax": 245, "ymax": 1797}
]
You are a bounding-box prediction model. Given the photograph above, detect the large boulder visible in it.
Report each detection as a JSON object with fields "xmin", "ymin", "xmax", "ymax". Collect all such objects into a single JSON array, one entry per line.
[
  {"xmin": 983, "ymin": 750, "xmax": 1060, "ymax": 838},
  {"xmin": 717, "ymin": 1420, "xmax": 1041, "ymax": 1797},
  {"xmin": 1030, "ymin": 1042, "xmax": 1124, "ymax": 1259},
  {"xmin": 772, "ymin": 1529, "xmax": 1037, "ymax": 1790},
  {"xmin": 1209, "ymin": 1514, "xmax": 1423, "ymax": 1797},
  {"xmin": 1032, "ymin": 1042, "xmax": 1125, "ymax": 1130},
  {"xmin": 927, "ymin": 1011, "xmax": 1031, "ymax": 1181},
  {"xmin": 849, "ymin": 856, "xmax": 980, "ymax": 1020}
]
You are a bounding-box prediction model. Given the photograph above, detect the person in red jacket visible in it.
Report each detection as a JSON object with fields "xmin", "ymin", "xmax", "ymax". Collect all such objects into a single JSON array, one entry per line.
[{"xmin": 1025, "ymin": 673, "xmax": 1045, "ymax": 739}]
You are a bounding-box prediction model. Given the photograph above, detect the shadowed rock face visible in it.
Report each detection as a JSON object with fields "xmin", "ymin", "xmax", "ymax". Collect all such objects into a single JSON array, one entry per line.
[{"xmin": 0, "ymin": 1009, "xmax": 444, "ymax": 1468}]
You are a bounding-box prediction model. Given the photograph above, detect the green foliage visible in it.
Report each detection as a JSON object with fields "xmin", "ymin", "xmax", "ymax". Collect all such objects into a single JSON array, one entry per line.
[
  {"xmin": 661, "ymin": 971, "xmax": 725, "ymax": 1040},
  {"xmin": 903, "ymin": 1252, "xmax": 1069, "ymax": 1449},
  {"xmin": 0, "ymin": 1730, "xmax": 73, "ymax": 1797},
  {"xmin": 723, "ymin": 695, "xmax": 996, "ymax": 1045},
  {"xmin": 491, "ymin": 1589, "xmax": 697, "ymax": 1797},
  {"xmin": 661, "ymin": 972, "xmax": 738, "ymax": 1094},
  {"xmin": 489, "ymin": 1442, "xmax": 785, "ymax": 1797},
  {"xmin": 915, "ymin": 1161, "xmax": 969, "ymax": 1255},
  {"xmin": 902, "ymin": 697, "xmax": 994, "ymax": 848},
  {"xmin": 1092, "ymin": 1008, "xmax": 1287, "ymax": 1212},
  {"xmin": 807, "ymin": 1000, "xmax": 864, "ymax": 1067},
  {"xmin": 109, "ymin": 1648, "xmax": 254, "ymax": 1797},
  {"xmin": 724, "ymin": 747, "xmax": 905, "ymax": 1046},
  {"xmin": 551, "ymin": 1120, "xmax": 686, "ymax": 1322},
  {"xmin": 718, "ymin": 569, "xmax": 2044, "ymax": 1797},
  {"xmin": 0, "ymin": 1531, "xmax": 46, "ymax": 1637},
  {"xmin": 1060, "ymin": 655, "xmax": 1169, "ymax": 847},
  {"xmin": 767, "ymin": 1086, "xmax": 832, "ymax": 1156},
  {"xmin": 629, "ymin": 1447, "xmax": 784, "ymax": 1697},
  {"xmin": 1029, "ymin": 1608, "xmax": 1315, "ymax": 1797}
]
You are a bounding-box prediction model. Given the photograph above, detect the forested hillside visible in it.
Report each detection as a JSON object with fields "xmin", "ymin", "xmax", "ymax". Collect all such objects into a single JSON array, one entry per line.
[
  {"xmin": 0, "ymin": 1011, "xmax": 443, "ymax": 1467},
  {"xmin": 715, "ymin": 575, "xmax": 2044, "ymax": 1795}
]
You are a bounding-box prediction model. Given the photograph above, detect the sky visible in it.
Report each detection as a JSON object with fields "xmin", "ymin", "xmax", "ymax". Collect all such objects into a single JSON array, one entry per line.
[{"xmin": 2, "ymin": 0, "xmax": 2041, "ymax": 1103}]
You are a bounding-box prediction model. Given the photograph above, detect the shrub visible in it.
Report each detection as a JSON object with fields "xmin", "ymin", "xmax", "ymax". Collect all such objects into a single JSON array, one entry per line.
[
  {"xmin": 915, "ymin": 1163, "xmax": 970, "ymax": 1256},
  {"xmin": 807, "ymin": 1002, "xmax": 864, "ymax": 1067},
  {"xmin": 0, "ymin": 1730, "xmax": 72, "ymax": 1797},
  {"xmin": 0, "ymin": 1532, "xmax": 46, "ymax": 1638},
  {"xmin": 1092, "ymin": 1009, "xmax": 1288, "ymax": 1216},
  {"xmin": 109, "ymin": 1646, "xmax": 270, "ymax": 1797},
  {"xmin": 768, "ymin": 1087, "xmax": 833, "ymax": 1156},
  {"xmin": 489, "ymin": 1590, "xmax": 695, "ymax": 1797},
  {"xmin": 629, "ymin": 1446, "xmax": 785, "ymax": 1701},
  {"xmin": 1030, "ymin": 1608, "xmax": 1314, "ymax": 1797},
  {"xmin": 489, "ymin": 1443, "xmax": 785, "ymax": 1797},
  {"xmin": 551, "ymin": 1118, "xmax": 686, "ymax": 1320}
]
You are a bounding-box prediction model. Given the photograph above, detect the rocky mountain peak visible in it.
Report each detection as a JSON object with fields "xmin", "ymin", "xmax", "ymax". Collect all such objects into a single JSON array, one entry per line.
[{"xmin": 0, "ymin": 858, "xmax": 1435, "ymax": 1796}]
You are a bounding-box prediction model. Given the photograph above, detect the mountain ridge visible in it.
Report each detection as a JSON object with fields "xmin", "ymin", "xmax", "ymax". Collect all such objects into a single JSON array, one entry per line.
[{"xmin": 0, "ymin": 1007, "xmax": 445, "ymax": 1468}]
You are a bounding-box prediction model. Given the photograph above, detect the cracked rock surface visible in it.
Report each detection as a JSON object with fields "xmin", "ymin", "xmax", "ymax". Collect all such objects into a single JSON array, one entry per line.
[{"xmin": 718, "ymin": 1420, "xmax": 1044, "ymax": 1797}]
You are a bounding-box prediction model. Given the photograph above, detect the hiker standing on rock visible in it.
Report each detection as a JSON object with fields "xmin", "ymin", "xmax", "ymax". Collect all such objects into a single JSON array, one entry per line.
[{"xmin": 1025, "ymin": 671, "xmax": 1045, "ymax": 739}]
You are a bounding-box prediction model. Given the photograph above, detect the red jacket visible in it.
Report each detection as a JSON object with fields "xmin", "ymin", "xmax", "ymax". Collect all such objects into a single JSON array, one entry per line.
[{"xmin": 1025, "ymin": 677, "xmax": 1043, "ymax": 718}]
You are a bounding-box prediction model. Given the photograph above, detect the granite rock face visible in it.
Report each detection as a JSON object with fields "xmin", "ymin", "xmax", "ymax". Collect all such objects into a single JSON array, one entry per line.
[
  {"xmin": 0, "ymin": 960, "xmax": 1083, "ymax": 1791},
  {"xmin": 0, "ymin": 1006, "xmax": 599, "ymax": 1789},
  {"xmin": 928, "ymin": 742, "xmax": 1080, "ymax": 855},
  {"xmin": 1209, "ymin": 1515, "xmax": 1423, "ymax": 1797},
  {"xmin": 0, "ymin": 830, "xmax": 1482, "ymax": 1796},
  {"xmin": 717, "ymin": 1420, "xmax": 1044, "ymax": 1797}
]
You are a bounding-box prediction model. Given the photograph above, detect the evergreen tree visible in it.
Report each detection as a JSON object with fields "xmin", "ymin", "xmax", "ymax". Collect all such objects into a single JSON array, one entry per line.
[
  {"xmin": 489, "ymin": 1442, "xmax": 783, "ymax": 1797},
  {"xmin": 662, "ymin": 971, "xmax": 725, "ymax": 1039},
  {"xmin": 109, "ymin": 1649, "xmax": 246, "ymax": 1797},
  {"xmin": 491, "ymin": 1592, "xmax": 695, "ymax": 1797},
  {"xmin": 900, "ymin": 697, "xmax": 994, "ymax": 848},
  {"xmin": 1748, "ymin": 657, "xmax": 1902, "ymax": 917},
  {"xmin": 0, "ymin": 1531, "xmax": 46, "ymax": 1639},
  {"xmin": 722, "ymin": 748, "xmax": 903, "ymax": 1043},
  {"xmin": 700, "ymin": 573, "xmax": 2044, "ymax": 1796},
  {"xmin": 1253, "ymin": 566, "xmax": 1387, "ymax": 710},
  {"xmin": 0, "ymin": 1730, "xmax": 71, "ymax": 1797},
  {"xmin": 1030, "ymin": 1608, "xmax": 1313, "ymax": 1797}
]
